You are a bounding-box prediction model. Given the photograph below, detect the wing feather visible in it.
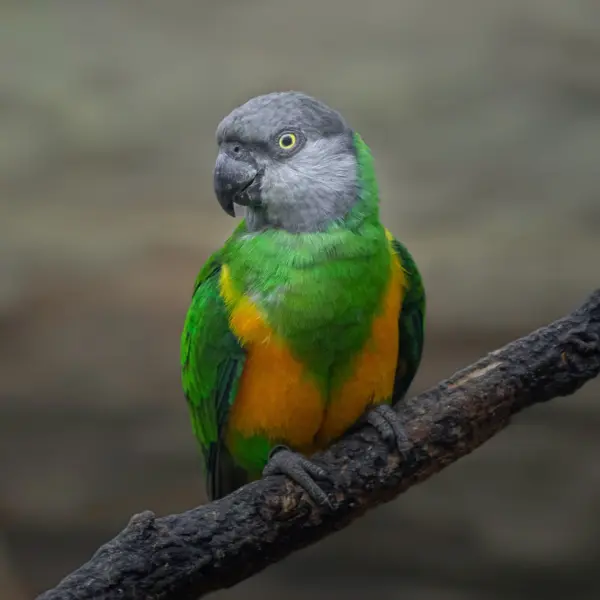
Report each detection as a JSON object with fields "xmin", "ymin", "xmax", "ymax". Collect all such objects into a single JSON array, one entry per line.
[
  {"xmin": 181, "ymin": 252, "xmax": 247, "ymax": 500},
  {"xmin": 391, "ymin": 239, "xmax": 426, "ymax": 402}
]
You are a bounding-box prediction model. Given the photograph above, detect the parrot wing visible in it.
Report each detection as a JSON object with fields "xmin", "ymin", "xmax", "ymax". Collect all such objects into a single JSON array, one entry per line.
[
  {"xmin": 181, "ymin": 251, "xmax": 248, "ymax": 500},
  {"xmin": 391, "ymin": 238, "xmax": 426, "ymax": 403}
]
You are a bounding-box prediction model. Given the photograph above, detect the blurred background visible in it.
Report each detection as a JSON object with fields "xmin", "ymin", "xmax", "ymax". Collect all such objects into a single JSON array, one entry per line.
[{"xmin": 1, "ymin": 1, "xmax": 599, "ymax": 598}]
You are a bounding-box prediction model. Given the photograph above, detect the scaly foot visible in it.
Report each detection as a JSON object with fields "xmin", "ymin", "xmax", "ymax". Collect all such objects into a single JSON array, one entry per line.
[
  {"xmin": 263, "ymin": 445, "xmax": 332, "ymax": 507},
  {"xmin": 366, "ymin": 404, "xmax": 410, "ymax": 456}
]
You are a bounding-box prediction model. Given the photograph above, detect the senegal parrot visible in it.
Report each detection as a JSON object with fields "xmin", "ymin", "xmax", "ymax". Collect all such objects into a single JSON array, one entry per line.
[{"xmin": 181, "ymin": 91, "xmax": 425, "ymax": 506}]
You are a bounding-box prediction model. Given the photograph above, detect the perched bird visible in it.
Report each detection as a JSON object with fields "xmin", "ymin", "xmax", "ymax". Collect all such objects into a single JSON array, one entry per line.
[{"xmin": 181, "ymin": 91, "xmax": 425, "ymax": 506}]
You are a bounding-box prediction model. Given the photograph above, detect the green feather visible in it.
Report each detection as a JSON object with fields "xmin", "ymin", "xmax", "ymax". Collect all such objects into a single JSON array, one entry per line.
[{"xmin": 180, "ymin": 249, "xmax": 248, "ymax": 499}]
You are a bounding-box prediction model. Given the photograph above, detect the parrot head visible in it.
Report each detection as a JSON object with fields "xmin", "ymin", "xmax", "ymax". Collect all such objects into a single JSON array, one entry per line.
[{"xmin": 213, "ymin": 91, "xmax": 360, "ymax": 233}]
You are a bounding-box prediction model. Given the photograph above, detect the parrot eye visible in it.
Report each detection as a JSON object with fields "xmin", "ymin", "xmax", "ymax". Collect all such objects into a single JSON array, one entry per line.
[{"xmin": 277, "ymin": 132, "xmax": 297, "ymax": 150}]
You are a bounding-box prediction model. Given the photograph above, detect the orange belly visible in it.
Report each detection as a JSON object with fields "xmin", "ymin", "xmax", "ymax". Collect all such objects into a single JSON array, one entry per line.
[
  {"xmin": 315, "ymin": 257, "xmax": 402, "ymax": 445},
  {"xmin": 219, "ymin": 247, "xmax": 404, "ymax": 459}
]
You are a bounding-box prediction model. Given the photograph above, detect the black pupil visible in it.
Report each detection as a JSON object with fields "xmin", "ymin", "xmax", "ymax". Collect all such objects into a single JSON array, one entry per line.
[
  {"xmin": 233, "ymin": 145, "xmax": 240, "ymax": 153},
  {"xmin": 282, "ymin": 135, "xmax": 292, "ymax": 147}
]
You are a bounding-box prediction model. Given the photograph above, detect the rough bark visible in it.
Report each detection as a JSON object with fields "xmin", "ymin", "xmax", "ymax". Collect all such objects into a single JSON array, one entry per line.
[{"xmin": 37, "ymin": 290, "xmax": 600, "ymax": 600}]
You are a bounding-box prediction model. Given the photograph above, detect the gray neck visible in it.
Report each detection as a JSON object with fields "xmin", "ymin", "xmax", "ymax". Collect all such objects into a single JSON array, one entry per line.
[{"xmin": 244, "ymin": 206, "xmax": 270, "ymax": 232}]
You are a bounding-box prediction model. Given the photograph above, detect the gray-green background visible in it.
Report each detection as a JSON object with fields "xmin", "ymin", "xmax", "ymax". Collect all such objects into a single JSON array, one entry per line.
[{"xmin": 1, "ymin": 1, "xmax": 599, "ymax": 598}]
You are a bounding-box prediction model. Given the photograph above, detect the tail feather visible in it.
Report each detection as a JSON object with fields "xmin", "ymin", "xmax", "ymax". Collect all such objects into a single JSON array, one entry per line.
[{"xmin": 205, "ymin": 442, "xmax": 251, "ymax": 501}]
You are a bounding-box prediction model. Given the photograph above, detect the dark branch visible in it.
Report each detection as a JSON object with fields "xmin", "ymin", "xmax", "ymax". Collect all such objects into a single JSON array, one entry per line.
[{"xmin": 37, "ymin": 290, "xmax": 600, "ymax": 600}]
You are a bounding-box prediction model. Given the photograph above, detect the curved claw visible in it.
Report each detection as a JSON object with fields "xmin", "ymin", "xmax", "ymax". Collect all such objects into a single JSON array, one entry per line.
[
  {"xmin": 366, "ymin": 404, "xmax": 410, "ymax": 457},
  {"xmin": 263, "ymin": 446, "xmax": 332, "ymax": 508}
]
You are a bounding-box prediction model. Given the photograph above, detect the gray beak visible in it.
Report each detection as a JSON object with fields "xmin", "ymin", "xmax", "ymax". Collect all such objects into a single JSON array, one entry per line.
[{"xmin": 213, "ymin": 152, "xmax": 261, "ymax": 217}]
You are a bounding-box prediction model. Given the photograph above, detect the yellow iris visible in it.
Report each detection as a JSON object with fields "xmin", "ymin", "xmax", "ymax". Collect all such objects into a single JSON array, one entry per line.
[{"xmin": 278, "ymin": 132, "xmax": 297, "ymax": 150}]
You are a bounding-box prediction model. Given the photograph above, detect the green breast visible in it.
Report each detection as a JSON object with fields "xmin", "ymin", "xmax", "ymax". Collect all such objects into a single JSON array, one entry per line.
[{"xmin": 223, "ymin": 219, "xmax": 392, "ymax": 394}]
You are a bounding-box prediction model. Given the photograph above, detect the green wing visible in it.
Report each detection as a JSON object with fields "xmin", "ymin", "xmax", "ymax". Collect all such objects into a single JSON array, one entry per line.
[
  {"xmin": 180, "ymin": 251, "xmax": 247, "ymax": 500},
  {"xmin": 391, "ymin": 238, "xmax": 426, "ymax": 403}
]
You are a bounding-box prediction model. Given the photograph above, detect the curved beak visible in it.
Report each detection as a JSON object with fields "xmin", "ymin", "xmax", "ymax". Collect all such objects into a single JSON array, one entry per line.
[{"xmin": 213, "ymin": 153, "xmax": 261, "ymax": 217}]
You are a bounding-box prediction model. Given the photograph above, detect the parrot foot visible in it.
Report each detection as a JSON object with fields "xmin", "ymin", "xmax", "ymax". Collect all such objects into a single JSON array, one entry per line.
[
  {"xmin": 263, "ymin": 445, "xmax": 332, "ymax": 508},
  {"xmin": 366, "ymin": 404, "xmax": 410, "ymax": 457}
]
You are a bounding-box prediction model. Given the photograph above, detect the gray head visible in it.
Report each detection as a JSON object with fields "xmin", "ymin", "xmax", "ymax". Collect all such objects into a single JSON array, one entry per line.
[{"xmin": 213, "ymin": 91, "xmax": 358, "ymax": 232}]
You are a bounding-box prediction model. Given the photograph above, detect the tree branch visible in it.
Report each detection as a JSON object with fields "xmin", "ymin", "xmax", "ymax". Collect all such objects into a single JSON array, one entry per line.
[{"xmin": 37, "ymin": 290, "xmax": 600, "ymax": 600}]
